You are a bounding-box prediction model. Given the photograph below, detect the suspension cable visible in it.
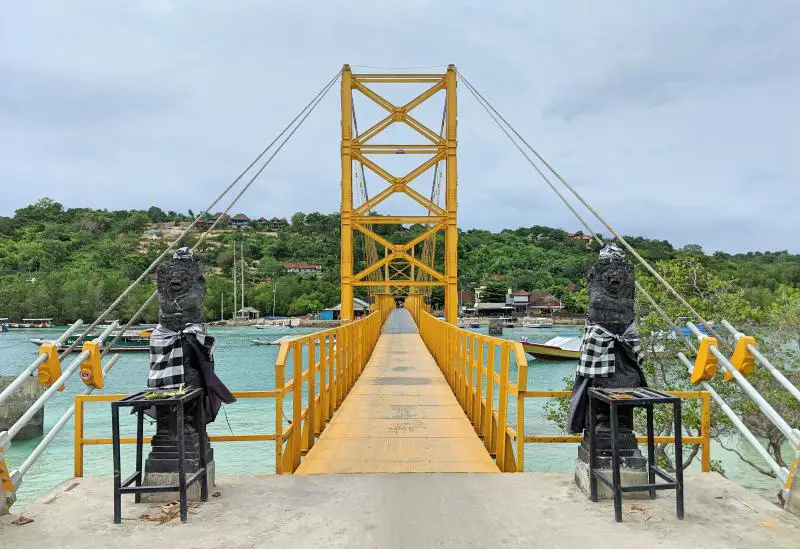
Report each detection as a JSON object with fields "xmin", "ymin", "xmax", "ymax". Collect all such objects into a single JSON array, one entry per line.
[
  {"xmin": 6, "ymin": 70, "xmax": 342, "ymax": 492},
  {"xmin": 99, "ymin": 70, "xmax": 342, "ymax": 355},
  {"xmin": 456, "ymin": 70, "xmax": 720, "ymax": 340},
  {"xmin": 60, "ymin": 69, "xmax": 343, "ymax": 356},
  {"xmin": 457, "ymin": 70, "xmax": 800, "ymax": 484},
  {"xmin": 456, "ymin": 76, "xmax": 692, "ymax": 345}
]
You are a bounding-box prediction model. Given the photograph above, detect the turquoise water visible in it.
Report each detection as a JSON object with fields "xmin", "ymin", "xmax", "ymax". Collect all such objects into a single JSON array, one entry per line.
[{"xmin": 0, "ymin": 325, "xmax": 779, "ymax": 505}]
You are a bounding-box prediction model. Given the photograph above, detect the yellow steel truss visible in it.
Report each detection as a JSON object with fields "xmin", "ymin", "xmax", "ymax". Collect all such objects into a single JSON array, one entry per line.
[{"xmin": 340, "ymin": 65, "xmax": 458, "ymax": 323}]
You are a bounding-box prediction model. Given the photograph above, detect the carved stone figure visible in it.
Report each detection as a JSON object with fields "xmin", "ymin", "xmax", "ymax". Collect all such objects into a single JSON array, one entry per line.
[
  {"xmin": 144, "ymin": 251, "xmax": 211, "ymax": 494},
  {"xmin": 156, "ymin": 256, "xmax": 206, "ymax": 332},
  {"xmin": 587, "ymin": 247, "xmax": 635, "ymax": 336},
  {"xmin": 568, "ymin": 243, "xmax": 647, "ymax": 467},
  {"xmin": 154, "ymin": 255, "xmax": 204, "ymax": 390}
]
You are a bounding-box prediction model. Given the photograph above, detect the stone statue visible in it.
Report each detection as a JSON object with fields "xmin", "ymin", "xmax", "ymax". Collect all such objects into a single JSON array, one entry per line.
[
  {"xmin": 156, "ymin": 252, "xmax": 206, "ymax": 331},
  {"xmin": 143, "ymin": 248, "xmax": 234, "ymax": 501},
  {"xmin": 568, "ymin": 243, "xmax": 647, "ymax": 484}
]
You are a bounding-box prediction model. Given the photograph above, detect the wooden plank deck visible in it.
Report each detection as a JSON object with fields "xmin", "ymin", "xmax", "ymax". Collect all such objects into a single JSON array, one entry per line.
[{"xmin": 296, "ymin": 310, "xmax": 498, "ymax": 474}]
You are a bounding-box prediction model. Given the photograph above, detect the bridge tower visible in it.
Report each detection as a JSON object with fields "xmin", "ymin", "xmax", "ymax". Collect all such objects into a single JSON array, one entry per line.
[{"xmin": 340, "ymin": 64, "xmax": 458, "ymax": 323}]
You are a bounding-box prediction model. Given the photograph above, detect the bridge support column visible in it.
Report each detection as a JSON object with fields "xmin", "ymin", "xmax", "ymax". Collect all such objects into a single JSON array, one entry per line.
[
  {"xmin": 340, "ymin": 65, "xmax": 354, "ymax": 322},
  {"xmin": 444, "ymin": 64, "xmax": 459, "ymax": 325}
]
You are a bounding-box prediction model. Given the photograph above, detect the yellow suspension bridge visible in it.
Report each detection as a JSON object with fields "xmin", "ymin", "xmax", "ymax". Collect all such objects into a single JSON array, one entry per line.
[{"xmin": 1, "ymin": 65, "xmax": 799, "ymax": 547}]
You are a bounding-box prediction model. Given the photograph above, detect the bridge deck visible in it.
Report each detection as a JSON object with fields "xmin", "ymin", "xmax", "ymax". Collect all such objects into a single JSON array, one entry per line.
[{"xmin": 296, "ymin": 309, "xmax": 498, "ymax": 474}]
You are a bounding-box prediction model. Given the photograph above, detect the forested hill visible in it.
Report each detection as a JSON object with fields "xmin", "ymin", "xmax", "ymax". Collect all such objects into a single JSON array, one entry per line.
[{"xmin": 0, "ymin": 198, "xmax": 798, "ymax": 323}]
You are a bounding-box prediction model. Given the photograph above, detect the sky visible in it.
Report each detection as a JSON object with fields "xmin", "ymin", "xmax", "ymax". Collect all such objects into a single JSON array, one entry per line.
[{"xmin": 1, "ymin": 1, "xmax": 798, "ymax": 253}]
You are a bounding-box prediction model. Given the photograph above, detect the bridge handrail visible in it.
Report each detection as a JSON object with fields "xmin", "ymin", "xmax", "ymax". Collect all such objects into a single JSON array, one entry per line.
[
  {"xmin": 0, "ymin": 319, "xmax": 84, "ymax": 409},
  {"xmin": 73, "ymin": 391, "xmax": 280, "ymax": 477},
  {"xmin": 520, "ymin": 390, "xmax": 712, "ymax": 472},
  {"xmin": 415, "ymin": 310, "xmax": 715, "ymax": 474},
  {"xmin": 69, "ymin": 309, "xmax": 387, "ymax": 478},
  {"xmin": 416, "ymin": 310, "xmax": 528, "ymax": 472},
  {"xmin": 274, "ymin": 310, "xmax": 383, "ymax": 473}
]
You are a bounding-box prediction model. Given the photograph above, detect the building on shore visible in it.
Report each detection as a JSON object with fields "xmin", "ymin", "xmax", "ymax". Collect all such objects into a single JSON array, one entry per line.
[
  {"xmin": 283, "ymin": 262, "xmax": 322, "ymax": 276},
  {"xmin": 319, "ymin": 298, "xmax": 370, "ymax": 320},
  {"xmin": 231, "ymin": 213, "xmax": 251, "ymax": 227},
  {"xmin": 236, "ymin": 306, "xmax": 260, "ymax": 320}
]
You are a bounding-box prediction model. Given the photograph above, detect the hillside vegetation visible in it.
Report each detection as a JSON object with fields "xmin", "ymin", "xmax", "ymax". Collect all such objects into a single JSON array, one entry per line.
[{"xmin": 0, "ymin": 198, "xmax": 798, "ymax": 323}]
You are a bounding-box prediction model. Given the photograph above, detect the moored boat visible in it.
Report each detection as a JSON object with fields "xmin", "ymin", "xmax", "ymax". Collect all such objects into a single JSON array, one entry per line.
[
  {"xmin": 521, "ymin": 335, "xmax": 581, "ymax": 360},
  {"xmin": 521, "ymin": 317, "xmax": 554, "ymax": 329},
  {"xmin": 30, "ymin": 325, "xmax": 155, "ymax": 352},
  {"xmin": 8, "ymin": 318, "xmax": 53, "ymax": 328}
]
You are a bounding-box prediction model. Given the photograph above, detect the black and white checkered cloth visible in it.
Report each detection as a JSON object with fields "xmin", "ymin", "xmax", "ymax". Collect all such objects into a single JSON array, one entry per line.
[
  {"xmin": 148, "ymin": 323, "xmax": 215, "ymax": 389},
  {"xmin": 576, "ymin": 322, "xmax": 642, "ymax": 378}
]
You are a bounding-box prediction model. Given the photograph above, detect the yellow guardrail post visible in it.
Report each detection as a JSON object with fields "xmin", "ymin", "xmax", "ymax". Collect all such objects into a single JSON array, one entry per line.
[
  {"xmin": 307, "ymin": 335, "xmax": 317, "ymax": 449},
  {"xmin": 474, "ymin": 337, "xmax": 484, "ymax": 435},
  {"xmin": 74, "ymin": 396, "xmax": 85, "ymax": 477},
  {"xmin": 514, "ymin": 341, "xmax": 528, "ymax": 473},
  {"xmin": 485, "ymin": 343, "xmax": 495, "ymax": 453},
  {"xmin": 292, "ymin": 340, "xmax": 303, "ymax": 471},
  {"xmin": 275, "ymin": 345, "xmax": 286, "ymax": 474},
  {"xmin": 701, "ymin": 391, "xmax": 711, "ymax": 472},
  {"xmin": 496, "ymin": 344, "xmax": 510, "ymax": 471},
  {"xmin": 519, "ymin": 390, "xmax": 712, "ymax": 473}
]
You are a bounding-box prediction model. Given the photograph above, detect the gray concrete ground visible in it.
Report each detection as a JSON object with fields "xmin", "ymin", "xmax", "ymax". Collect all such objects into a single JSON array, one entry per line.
[{"xmin": 2, "ymin": 472, "xmax": 798, "ymax": 548}]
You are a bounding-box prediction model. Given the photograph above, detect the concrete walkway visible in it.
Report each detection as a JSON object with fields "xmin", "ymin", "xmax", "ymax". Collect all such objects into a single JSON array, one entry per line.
[
  {"xmin": 295, "ymin": 310, "xmax": 498, "ymax": 474},
  {"xmin": 3, "ymin": 473, "xmax": 799, "ymax": 548}
]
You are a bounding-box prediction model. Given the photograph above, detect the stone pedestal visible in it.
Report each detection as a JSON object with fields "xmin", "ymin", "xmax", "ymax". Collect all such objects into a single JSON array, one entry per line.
[
  {"xmin": 575, "ymin": 434, "xmax": 649, "ymax": 500},
  {"xmin": 140, "ymin": 461, "xmax": 215, "ymax": 503},
  {"xmin": 784, "ymin": 464, "xmax": 800, "ymax": 517},
  {"xmin": 0, "ymin": 376, "xmax": 44, "ymax": 439},
  {"xmin": 574, "ymin": 459, "xmax": 650, "ymax": 500},
  {"xmin": 140, "ymin": 405, "xmax": 215, "ymax": 503},
  {"xmin": 488, "ymin": 318, "xmax": 503, "ymax": 336}
]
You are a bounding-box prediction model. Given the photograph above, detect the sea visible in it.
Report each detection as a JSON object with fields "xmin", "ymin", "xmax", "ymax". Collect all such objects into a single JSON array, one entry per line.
[{"xmin": 0, "ymin": 324, "xmax": 780, "ymax": 506}]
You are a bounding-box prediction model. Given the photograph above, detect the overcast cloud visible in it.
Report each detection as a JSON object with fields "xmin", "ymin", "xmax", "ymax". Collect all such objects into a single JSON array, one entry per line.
[{"xmin": 1, "ymin": 1, "xmax": 798, "ymax": 253}]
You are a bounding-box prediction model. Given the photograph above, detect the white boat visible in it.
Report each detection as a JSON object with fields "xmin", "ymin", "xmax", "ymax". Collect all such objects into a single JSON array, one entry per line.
[
  {"xmin": 520, "ymin": 335, "xmax": 582, "ymax": 360},
  {"xmin": 252, "ymin": 335, "xmax": 300, "ymax": 346},
  {"xmin": 522, "ymin": 317, "xmax": 554, "ymax": 329},
  {"xmin": 255, "ymin": 320, "xmax": 292, "ymax": 329}
]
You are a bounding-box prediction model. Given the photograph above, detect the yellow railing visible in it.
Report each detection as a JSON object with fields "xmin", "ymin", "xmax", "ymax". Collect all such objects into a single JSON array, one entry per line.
[
  {"xmin": 418, "ymin": 310, "xmax": 528, "ymax": 472},
  {"xmin": 72, "ymin": 305, "xmax": 712, "ymax": 477},
  {"xmin": 73, "ymin": 309, "xmax": 386, "ymax": 477},
  {"xmin": 275, "ymin": 310, "xmax": 382, "ymax": 473},
  {"xmin": 371, "ymin": 294, "xmax": 396, "ymax": 321},
  {"xmin": 521, "ymin": 390, "xmax": 712, "ymax": 472},
  {"xmin": 416, "ymin": 310, "xmax": 713, "ymax": 473},
  {"xmin": 404, "ymin": 294, "xmax": 425, "ymax": 323},
  {"xmin": 74, "ymin": 390, "xmax": 278, "ymax": 477}
]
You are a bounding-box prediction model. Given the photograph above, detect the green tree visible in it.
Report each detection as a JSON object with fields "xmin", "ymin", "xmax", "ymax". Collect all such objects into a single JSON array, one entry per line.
[
  {"xmin": 480, "ymin": 280, "xmax": 508, "ymax": 302},
  {"xmin": 257, "ymin": 256, "xmax": 285, "ymax": 278}
]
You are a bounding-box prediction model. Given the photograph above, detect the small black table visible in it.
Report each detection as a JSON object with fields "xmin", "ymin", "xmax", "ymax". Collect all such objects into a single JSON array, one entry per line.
[
  {"xmin": 587, "ymin": 387, "xmax": 684, "ymax": 522},
  {"xmin": 111, "ymin": 388, "xmax": 209, "ymax": 524}
]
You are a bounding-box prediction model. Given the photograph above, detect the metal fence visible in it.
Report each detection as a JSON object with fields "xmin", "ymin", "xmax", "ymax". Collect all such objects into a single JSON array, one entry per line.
[
  {"xmin": 72, "ymin": 309, "xmax": 389, "ymax": 477},
  {"xmin": 414, "ymin": 310, "xmax": 712, "ymax": 473}
]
